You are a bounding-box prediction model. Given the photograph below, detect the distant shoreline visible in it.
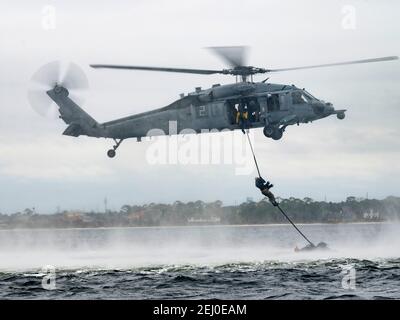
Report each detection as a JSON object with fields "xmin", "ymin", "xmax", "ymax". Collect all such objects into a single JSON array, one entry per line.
[
  {"xmin": 2, "ymin": 197, "xmax": 397, "ymax": 230},
  {"xmin": 0, "ymin": 220, "xmax": 393, "ymax": 232}
]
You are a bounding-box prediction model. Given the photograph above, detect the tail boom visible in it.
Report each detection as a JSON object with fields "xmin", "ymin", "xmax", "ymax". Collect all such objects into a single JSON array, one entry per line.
[{"xmin": 47, "ymin": 86, "xmax": 104, "ymax": 137}]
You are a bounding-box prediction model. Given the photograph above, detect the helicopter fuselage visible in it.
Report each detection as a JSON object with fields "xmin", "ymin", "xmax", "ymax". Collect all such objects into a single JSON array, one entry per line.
[
  {"xmin": 47, "ymin": 81, "xmax": 346, "ymax": 157},
  {"xmin": 96, "ymin": 81, "xmax": 345, "ymax": 140},
  {"xmin": 40, "ymin": 49, "xmax": 397, "ymax": 158}
]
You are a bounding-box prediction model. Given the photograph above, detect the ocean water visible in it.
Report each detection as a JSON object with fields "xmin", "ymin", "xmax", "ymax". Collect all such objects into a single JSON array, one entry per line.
[{"xmin": 0, "ymin": 223, "xmax": 399, "ymax": 299}]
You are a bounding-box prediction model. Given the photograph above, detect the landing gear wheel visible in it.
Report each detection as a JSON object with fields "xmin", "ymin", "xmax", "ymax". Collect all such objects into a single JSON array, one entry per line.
[
  {"xmin": 107, "ymin": 149, "xmax": 116, "ymax": 158},
  {"xmin": 337, "ymin": 113, "xmax": 345, "ymax": 120},
  {"xmin": 106, "ymin": 139, "xmax": 124, "ymax": 158},
  {"xmin": 271, "ymin": 128, "xmax": 283, "ymax": 140},
  {"xmin": 263, "ymin": 125, "xmax": 274, "ymax": 138}
]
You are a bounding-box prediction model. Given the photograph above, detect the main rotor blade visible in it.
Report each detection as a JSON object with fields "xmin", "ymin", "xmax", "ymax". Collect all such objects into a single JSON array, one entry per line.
[
  {"xmin": 90, "ymin": 64, "xmax": 223, "ymax": 75},
  {"xmin": 267, "ymin": 56, "xmax": 399, "ymax": 72},
  {"xmin": 207, "ymin": 46, "xmax": 248, "ymax": 68}
]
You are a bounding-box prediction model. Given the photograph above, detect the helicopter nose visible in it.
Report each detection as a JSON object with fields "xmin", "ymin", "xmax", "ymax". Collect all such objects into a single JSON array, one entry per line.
[{"xmin": 324, "ymin": 102, "xmax": 334, "ymax": 114}]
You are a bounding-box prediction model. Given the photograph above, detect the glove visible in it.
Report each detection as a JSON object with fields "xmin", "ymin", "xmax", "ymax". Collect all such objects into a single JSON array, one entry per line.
[{"xmin": 265, "ymin": 181, "xmax": 274, "ymax": 189}]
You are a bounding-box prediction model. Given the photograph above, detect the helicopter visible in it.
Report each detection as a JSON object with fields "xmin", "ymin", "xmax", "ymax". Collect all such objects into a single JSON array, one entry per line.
[{"xmin": 28, "ymin": 47, "xmax": 398, "ymax": 158}]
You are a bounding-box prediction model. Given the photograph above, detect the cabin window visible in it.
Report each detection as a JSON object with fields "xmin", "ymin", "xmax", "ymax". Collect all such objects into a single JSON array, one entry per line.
[{"xmin": 267, "ymin": 94, "xmax": 280, "ymax": 112}]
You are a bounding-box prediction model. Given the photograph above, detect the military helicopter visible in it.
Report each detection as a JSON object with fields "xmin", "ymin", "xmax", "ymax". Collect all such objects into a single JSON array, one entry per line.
[{"xmin": 28, "ymin": 47, "xmax": 398, "ymax": 158}]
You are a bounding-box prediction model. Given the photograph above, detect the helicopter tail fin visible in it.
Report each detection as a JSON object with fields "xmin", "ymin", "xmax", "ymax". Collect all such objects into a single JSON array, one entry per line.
[{"xmin": 46, "ymin": 86, "xmax": 104, "ymax": 137}]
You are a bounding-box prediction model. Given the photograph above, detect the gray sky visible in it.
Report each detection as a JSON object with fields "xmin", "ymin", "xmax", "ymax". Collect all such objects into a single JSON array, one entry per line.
[{"xmin": 0, "ymin": 0, "xmax": 399, "ymax": 213}]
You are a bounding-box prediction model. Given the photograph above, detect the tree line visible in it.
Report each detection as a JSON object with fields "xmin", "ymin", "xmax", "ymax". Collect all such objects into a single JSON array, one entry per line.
[{"xmin": 0, "ymin": 196, "xmax": 399, "ymax": 229}]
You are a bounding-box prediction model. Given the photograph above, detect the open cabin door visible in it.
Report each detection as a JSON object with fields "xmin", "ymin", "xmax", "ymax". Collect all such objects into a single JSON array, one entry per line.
[{"xmin": 265, "ymin": 91, "xmax": 291, "ymax": 124}]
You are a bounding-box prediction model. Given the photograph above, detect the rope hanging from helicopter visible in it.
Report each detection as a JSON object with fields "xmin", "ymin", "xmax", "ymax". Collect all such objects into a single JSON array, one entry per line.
[{"xmin": 244, "ymin": 130, "xmax": 316, "ymax": 247}]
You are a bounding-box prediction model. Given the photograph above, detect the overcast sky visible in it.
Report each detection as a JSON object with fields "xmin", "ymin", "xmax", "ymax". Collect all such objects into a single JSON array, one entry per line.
[{"xmin": 0, "ymin": 0, "xmax": 399, "ymax": 213}]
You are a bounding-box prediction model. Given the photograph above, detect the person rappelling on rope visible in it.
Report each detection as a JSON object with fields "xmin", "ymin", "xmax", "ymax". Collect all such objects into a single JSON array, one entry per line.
[
  {"xmin": 255, "ymin": 177, "xmax": 278, "ymax": 206},
  {"xmin": 255, "ymin": 176, "xmax": 329, "ymax": 251},
  {"xmin": 246, "ymin": 130, "xmax": 329, "ymax": 252}
]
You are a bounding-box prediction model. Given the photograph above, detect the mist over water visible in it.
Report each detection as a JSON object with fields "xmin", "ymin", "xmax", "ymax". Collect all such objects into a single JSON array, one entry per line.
[
  {"xmin": 1, "ymin": 223, "xmax": 399, "ymax": 299},
  {"xmin": 0, "ymin": 223, "xmax": 399, "ymax": 271}
]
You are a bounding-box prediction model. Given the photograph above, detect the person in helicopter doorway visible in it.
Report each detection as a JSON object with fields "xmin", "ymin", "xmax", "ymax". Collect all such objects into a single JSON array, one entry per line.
[
  {"xmin": 236, "ymin": 99, "xmax": 249, "ymax": 134},
  {"xmin": 248, "ymin": 99, "xmax": 260, "ymax": 122},
  {"xmin": 255, "ymin": 177, "xmax": 278, "ymax": 206}
]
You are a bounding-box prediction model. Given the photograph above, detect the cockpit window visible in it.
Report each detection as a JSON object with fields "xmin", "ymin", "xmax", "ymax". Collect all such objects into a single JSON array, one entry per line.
[
  {"xmin": 304, "ymin": 90, "xmax": 318, "ymax": 101},
  {"xmin": 292, "ymin": 91, "xmax": 312, "ymax": 104}
]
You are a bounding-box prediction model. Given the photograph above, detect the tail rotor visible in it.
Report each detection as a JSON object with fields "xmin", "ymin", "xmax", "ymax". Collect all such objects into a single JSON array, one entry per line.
[{"xmin": 27, "ymin": 61, "xmax": 89, "ymax": 119}]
